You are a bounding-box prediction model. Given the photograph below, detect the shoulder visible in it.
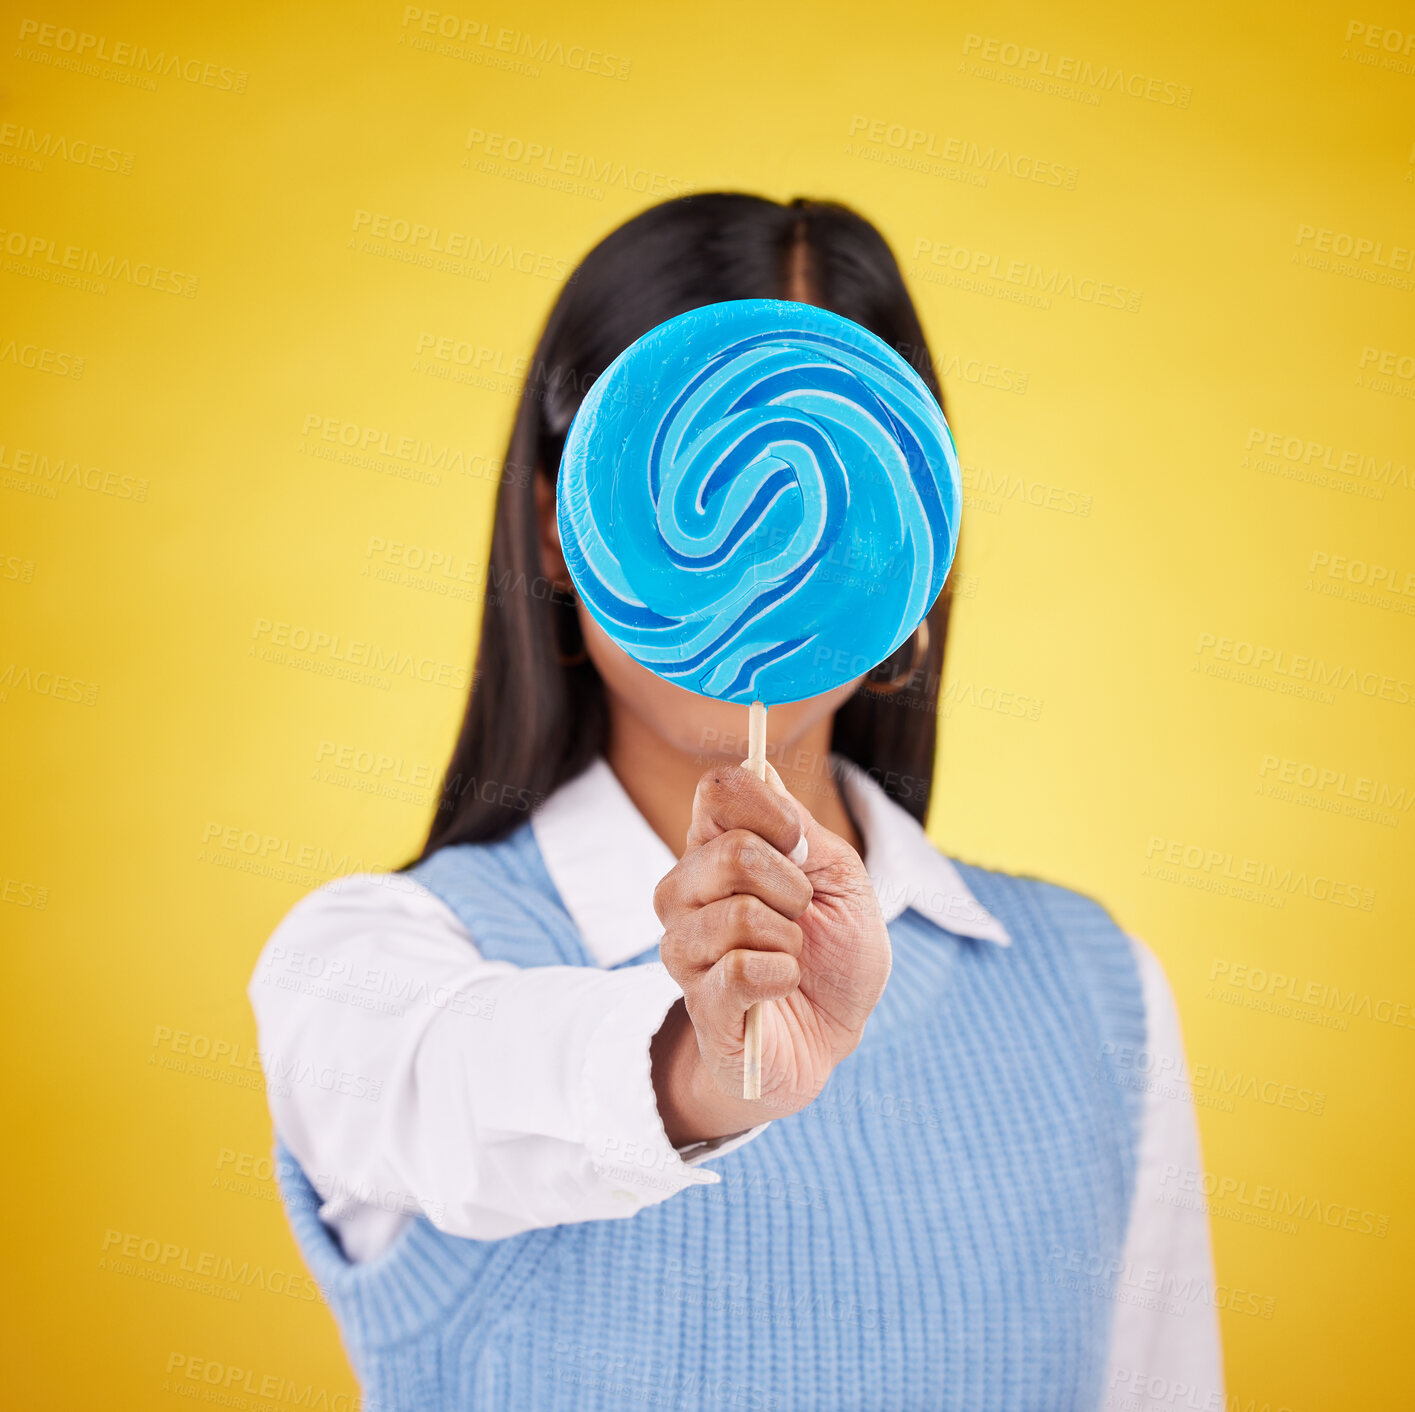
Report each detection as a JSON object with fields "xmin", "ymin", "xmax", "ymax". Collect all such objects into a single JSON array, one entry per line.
[
  {"xmin": 950, "ymin": 856, "xmax": 1151, "ymax": 1045},
  {"xmin": 250, "ymin": 871, "xmax": 471, "ymax": 984},
  {"xmin": 265, "ymin": 869, "xmax": 462, "ymax": 936},
  {"xmin": 950, "ymin": 856, "xmax": 1130, "ymax": 952},
  {"xmin": 404, "ymin": 825, "xmax": 588, "ymax": 966},
  {"xmin": 256, "ymin": 822, "xmax": 551, "ymax": 943},
  {"xmin": 405, "ymin": 821, "xmax": 568, "ymax": 933},
  {"xmin": 406, "ymin": 819, "xmax": 546, "ymax": 898}
]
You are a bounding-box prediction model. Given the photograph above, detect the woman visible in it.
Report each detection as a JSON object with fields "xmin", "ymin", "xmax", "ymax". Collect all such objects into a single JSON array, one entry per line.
[{"xmin": 250, "ymin": 192, "xmax": 1222, "ymax": 1410}]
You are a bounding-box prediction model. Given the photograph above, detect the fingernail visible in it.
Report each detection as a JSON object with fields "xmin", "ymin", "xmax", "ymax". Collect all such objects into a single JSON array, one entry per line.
[
  {"xmin": 763, "ymin": 762, "xmax": 789, "ymax": 797},
  {"xmin": 789, "ymin": 833, "xmax": 808, "ymax": 868}
]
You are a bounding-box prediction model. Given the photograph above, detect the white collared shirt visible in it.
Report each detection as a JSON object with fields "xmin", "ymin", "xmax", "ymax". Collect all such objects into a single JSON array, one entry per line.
[{"xmin": 249, "ymin": 757, "xmax": 1222, "ymax": 1406}]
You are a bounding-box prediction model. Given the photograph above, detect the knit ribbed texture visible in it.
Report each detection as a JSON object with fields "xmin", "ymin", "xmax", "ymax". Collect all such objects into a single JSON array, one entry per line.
[{"xmin": 272, "ymin": 825, "xmax": 1146, "ymax": 1411}]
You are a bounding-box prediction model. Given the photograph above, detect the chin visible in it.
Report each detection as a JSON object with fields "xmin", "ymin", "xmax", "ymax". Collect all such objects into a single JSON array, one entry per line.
[{"xmin": 618, "ymin": 662, "xmax": 854, "ymax": 763}]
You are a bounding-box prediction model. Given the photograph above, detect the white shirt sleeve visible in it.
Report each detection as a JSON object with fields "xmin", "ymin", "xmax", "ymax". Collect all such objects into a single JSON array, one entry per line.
[
  {"xmin": 247, "ymin": 872, "xmax": 768, "ymax": 1261},
  {"xmin": 1102, "ymin": 936, "xmax": 1225, "ymax": 1410}
]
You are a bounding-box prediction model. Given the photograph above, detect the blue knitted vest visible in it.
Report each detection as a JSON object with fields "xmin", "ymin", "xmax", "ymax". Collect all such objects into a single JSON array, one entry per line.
[{"xmin": 273, "ymin": 822, "xmax": 1146, "ymax": 1411}]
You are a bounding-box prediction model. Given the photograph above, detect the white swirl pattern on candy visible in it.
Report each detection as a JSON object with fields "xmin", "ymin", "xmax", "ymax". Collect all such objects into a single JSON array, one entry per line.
[{"xmin": 557, "ymin": 299, "xmax": 962, "ymax": 705}]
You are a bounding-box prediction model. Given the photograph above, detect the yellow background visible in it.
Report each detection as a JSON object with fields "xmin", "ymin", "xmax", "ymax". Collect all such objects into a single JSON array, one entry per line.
[{"xmin": 3, "ymin": 1, "xmax": 1411, "ymax": 1406}]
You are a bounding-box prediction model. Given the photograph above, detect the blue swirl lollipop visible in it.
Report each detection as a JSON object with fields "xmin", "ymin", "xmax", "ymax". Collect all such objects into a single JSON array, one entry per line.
[{"xmin": 557, "ymin": 298, "xmax": 962, "ymax": 708}]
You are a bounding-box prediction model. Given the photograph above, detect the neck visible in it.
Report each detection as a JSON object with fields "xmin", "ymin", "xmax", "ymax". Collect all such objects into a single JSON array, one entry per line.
[{"xmin": 604, "ymin": 706, "xmax": 863, "ymax": 860}]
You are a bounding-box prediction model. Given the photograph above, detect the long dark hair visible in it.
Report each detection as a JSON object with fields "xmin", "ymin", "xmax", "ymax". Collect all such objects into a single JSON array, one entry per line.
[{"xmin": 409, "ymin": 192, "xmax": 960, "ymax": 862}]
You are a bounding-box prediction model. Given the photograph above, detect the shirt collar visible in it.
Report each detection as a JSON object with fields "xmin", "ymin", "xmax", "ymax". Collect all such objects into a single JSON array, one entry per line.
[
  {"xmin": 530, "ymin": 755, "xmax": 1011, "ymax": 969},
  {"xmin": 831, "ymin": 756, "xmax": 1011, "ymax": 947}
]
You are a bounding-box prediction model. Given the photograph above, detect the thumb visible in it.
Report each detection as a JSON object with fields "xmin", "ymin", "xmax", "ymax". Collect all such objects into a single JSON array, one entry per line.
[{"xmin": 763, "ymin": 762, "xmax": 810, "ymax": 868}]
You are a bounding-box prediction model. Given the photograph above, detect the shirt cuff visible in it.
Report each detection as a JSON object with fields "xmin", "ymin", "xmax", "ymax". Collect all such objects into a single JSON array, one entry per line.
[
  {"xmin": 579, "ymin": 962, "xmax": 770, "ymax": 1211},
  {"xmin": 677, "ymin": 1126, "xmax": 771, "ymax": 1165}
]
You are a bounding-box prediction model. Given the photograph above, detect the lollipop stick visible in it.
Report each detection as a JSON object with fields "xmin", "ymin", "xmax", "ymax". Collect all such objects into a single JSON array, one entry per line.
[
  {"xmin": 742, "ymin": 700, "xmax": 767, "ymax": 1099},
  {"xmin": 744, "ymin": 699, "xmax": 767, "ymax": 779}
]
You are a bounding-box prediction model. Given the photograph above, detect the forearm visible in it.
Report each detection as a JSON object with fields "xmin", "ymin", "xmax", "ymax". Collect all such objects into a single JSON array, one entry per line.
[{"xmin": 249, "ymin": 875, "xmax": 773, "ymax": 1250}]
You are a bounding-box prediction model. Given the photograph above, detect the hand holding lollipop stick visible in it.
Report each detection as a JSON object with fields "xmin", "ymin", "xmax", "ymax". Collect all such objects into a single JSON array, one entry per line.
[{"xmin": 557, "ymin": 299, "xmax": 962, "ymax": 1100}]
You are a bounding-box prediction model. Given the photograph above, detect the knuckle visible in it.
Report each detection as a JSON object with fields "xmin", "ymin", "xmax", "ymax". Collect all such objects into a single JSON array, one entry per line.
[
  {"xmin": 653, "ymin": 869, "xmax": 692, "ymax": 924},
  {"xmin": 723, "ymin": 830, "xmax": 760, "ymax": 878},
  {"xmin": 721, "ymin": 948, "xmax": 751, "ymax": 990},
  {"xmin": 658, "ymin": 928, "xmax": 684, "ymax": 971},
  {"xmin": 725, "ymin": 893, "xmax": 759, "ymax": 936}
]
